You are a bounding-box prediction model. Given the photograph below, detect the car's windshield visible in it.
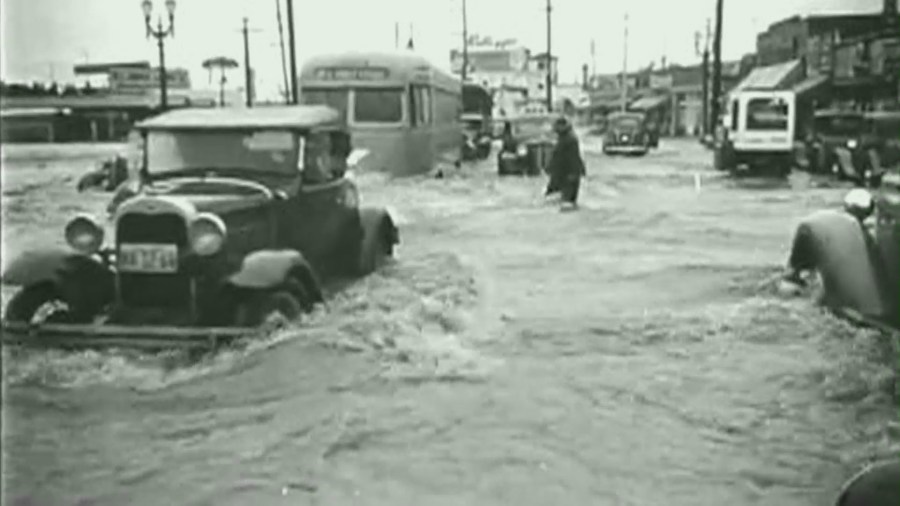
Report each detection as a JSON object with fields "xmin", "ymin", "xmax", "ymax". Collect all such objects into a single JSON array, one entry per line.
[
  {"xmin": 872, "ymin": 118, "xmax": 900, "ymax": 138},
  {"xmin": 145, "ymin": 130, "xmax": 299, "ymax": 177},
  {"xmin": 814, "ymin": 115, "xmax": 864, "ymax": 136},
  {"xmin": 464, "ymin": 119, "xmax": 483, "ymax": 130},
  {"xmin": 610, "ymin": 116, "xmax": 642, "ymax": 129}
]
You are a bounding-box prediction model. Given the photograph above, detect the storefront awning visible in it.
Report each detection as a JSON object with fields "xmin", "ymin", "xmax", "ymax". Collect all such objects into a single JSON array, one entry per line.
[
  {"xmin": 0, "ymin": 107, "xmax": 68, "ymax": 118},
  {"xmin": 628, "ymin": 94, "xmax": 668, "ymax": 111},
  {"xmin": 792, "ymin": 75, "xmax": 829, "ymax": 98}
]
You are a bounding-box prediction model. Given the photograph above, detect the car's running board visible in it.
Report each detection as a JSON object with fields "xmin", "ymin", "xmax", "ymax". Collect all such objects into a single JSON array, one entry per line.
[
  {"xmin": 0, "ymin": 321, "xmax": 259, "ymax": 350},
  {"xmin": 833, "ymin": 307, "xmax": 900, "ymax": 338}
]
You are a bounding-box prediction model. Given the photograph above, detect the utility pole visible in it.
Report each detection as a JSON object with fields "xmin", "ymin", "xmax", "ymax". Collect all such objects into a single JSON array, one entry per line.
[
  {"xmin": 591, "ymin": 39, "xmax": 596, "ymax": 81},
  {"xmin": 285, "ymin": 0, "xmax": 299, "ymax": 104},
  {"xmin": 710, "ymin": 0, "xmax": 724, "ymax": 134},
  {"xmin": 275, "ymin": 0, "xmax": 290, "ymax": 103},
  {"xmin": 545, "ymin": 0, "xmax": 553, "ymax": 112},
  {"xmin": 241, "ymin": 17, "xmax": 259, "ymax": 107},
  {"xmin": 696, "ymin": 19, "xmax": 711, "ymax": 136},
  {"xmin": 395, "ymin": 22, "xmax": 400, "ymax": 49},
  {"xmin": 461, "ymin": 0, "xmax": 469, "ymax": 83},
  {"xmin": 621, "ymin": 12, "xmax": 629, "ymax": 112}
]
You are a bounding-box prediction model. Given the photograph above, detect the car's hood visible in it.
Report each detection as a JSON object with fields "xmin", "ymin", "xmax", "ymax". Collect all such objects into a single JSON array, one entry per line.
[{"xmin": 115, "ymin": 183, "xmax": 273, "ymax": 222}]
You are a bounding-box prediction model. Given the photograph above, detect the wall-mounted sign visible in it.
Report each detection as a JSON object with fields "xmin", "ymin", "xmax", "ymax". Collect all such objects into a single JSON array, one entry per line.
[{"xmin": 313, "ymin": 67, "xmax": 389, "ymax": 81}]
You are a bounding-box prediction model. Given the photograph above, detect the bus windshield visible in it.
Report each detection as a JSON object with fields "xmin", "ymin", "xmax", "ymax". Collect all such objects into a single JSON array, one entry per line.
[
  {"xmin": 746, "ymin": 97, "xmax": 789, "ymax": 131},
  {"xmin": 300, "ymin": 88, "xmax": 349, "ymax": 122},
  {"xmin": 353, "ymin": 87, "xmax": 404, "ymax": 123}
]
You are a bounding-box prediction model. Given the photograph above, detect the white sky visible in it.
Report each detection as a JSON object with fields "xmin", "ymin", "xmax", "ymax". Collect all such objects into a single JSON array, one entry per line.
[{"xmin": 0, "ymin": 0, "xmax": 881, "ymax": 100}]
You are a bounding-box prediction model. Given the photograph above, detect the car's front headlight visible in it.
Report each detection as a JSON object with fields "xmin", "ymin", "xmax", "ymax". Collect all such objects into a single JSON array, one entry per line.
[
  {"xmin": 65, "ymin": 214, "xmax": 105, "ymax": 255},
  {"xmin": 516, "ymin": 144, "xmax": 528, "ymax": 156},
  {"xmin": 189, "ymin": 213, "xmax": 227, "ymax": 256},
  {"xmin": 847, "ymin": 139, "xmax": 858, "ymax": 149}
]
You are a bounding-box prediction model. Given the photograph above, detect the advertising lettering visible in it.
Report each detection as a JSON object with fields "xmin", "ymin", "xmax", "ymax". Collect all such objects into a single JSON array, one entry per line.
[{"xmin": 313, "ymin": 67, "xmax": 389, "ymax": 81}]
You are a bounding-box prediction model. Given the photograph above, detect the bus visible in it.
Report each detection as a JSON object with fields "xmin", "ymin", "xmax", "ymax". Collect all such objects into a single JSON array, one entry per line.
[{"xmin": 299, "ymin": 51, "xmax": 462, "ymax": 176}]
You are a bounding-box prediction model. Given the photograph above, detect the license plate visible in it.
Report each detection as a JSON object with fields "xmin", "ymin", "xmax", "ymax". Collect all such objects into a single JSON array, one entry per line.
[
  {"xmin": 501, "ymin": 153, "xmax": 517, "ymax": 159},
  {"xmin": 118, "ymin": 243, "xmax": 179, "ymax": 273}
]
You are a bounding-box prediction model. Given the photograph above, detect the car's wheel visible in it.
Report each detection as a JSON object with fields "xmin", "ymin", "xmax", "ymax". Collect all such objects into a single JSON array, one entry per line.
[
  {"xmin": 4, "ymin": 283, "xmax": 88, "ymax": 324},
  {"xmin": 235, "ymin": 288, "xmax": 303, "ymax": 328}
]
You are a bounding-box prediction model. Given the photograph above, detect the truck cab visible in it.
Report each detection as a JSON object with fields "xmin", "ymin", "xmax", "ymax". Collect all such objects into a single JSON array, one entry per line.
[{"xmin": 716, "ymin": 90, "xmax": 796, "ymax": 177}]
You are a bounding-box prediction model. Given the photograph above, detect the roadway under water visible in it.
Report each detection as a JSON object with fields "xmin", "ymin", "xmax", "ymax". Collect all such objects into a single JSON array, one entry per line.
[{"xmin": 1, "ymin": 139, "xmax": 897, "ymax": 506}]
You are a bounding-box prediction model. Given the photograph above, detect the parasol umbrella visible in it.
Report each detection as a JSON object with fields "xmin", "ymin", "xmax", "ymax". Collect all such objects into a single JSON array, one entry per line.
[{"xmin": 202, "ymin": 56, "xmax": 239, "ymax": 106}]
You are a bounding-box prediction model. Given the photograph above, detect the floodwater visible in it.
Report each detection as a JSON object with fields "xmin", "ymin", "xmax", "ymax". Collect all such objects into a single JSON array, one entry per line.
[{"xmin": 1, "ymin": 138, "xmax": 897, "ymax": 506}]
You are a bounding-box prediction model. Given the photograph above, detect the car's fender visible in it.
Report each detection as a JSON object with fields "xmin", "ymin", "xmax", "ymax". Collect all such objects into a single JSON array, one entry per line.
[
  {"xmin": 359, "ymin": 207, "xmax": 399, "ymax": 248},
  {"xmin": 226, "ymin": 249, "xmax": 323, "ymax": 302},
  {"xmin": 833, "ymin": 146, "xmax": 861, "ymax": 180},
  {"xmin": 1, "ymin": 248, "xmax": 115, "ymax": 315},
  {"xmin": 788, "ymin": 209, "xmax": 890, "ymax": 319}
]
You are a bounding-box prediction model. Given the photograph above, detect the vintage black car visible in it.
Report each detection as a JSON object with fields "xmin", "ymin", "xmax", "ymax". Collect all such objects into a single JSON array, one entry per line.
[
  {"xmin": 602, "ymin": 112, "xmax": 652, "ymax": 156},
  {"xmin": 0, "ymin": 105, "xmax": 399, "ymax": 349},
  {"xmin": 781, "ymin": 169, "xmax": 899, "ymax": 331},
  {"xmin": 804, "ymin": 109, "xmax": 865, "ymax": 175},
  {"xmin": 829, "ymin": 111, "xmax": 900, "ymax": 185},
  {"xmin": 496, "ymin": 115, "xmax": 556, "ymax": 176},
  {"xmin": 460, "ymin": 112, "xmax": 493, "ymax": 161}
]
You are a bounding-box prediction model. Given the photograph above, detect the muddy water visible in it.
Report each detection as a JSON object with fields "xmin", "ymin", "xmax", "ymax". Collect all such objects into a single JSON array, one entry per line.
[{"xmin": 2, "ymin": 140, "xmax": 897, "ymax": 506}]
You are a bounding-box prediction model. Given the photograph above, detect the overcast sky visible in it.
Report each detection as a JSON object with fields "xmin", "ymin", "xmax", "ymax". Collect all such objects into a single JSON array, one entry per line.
[{"xmin": 0, "ymin": 0, "xmax": 882, "ymax": 100}]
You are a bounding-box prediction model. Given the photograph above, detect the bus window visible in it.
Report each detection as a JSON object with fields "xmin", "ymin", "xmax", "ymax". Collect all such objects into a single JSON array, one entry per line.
[
  {"xmin": 409, "ymin": 86, "xmax": 418, "ymax": 127},
  {"xmin": 354, "ymin": 88, "xmax": 403, "ymax": 123},
  {"xmin": 746, "ymin": 97, "xmax": 789, "ymax": 131},
  {"xmin": 418, "ymin": 87, "xmax": 431, "ymax": 124},
  {"xmin": 300, "ymin": 88, "xmax": 349, "ymax": 122}
]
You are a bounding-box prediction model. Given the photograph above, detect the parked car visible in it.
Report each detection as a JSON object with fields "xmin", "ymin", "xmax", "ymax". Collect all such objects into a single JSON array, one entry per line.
[
  {"xmin": 496, "ymin": 114, "xmax": 556, "ymax": 176},
  {"xmin": 829, "ymin": 110, "xmax": 900, "ymax": 186},
  {"xmin": 803, "ymin": 109, "xmax": 865, "ymax": 175},
  {"xmin": 460, "ymin": 112, "xmax": 493, "ymax": 161},
  {"xmin": 0, "ymin": 105, "xmax": 399, "ymax": 350},
  {"xmin": 780, "ymin": 169, "xmax": 899, "ymax": 331},
  {"xmin": 602, "ymin": 112, "xmax": 652, "ymax": 156}
]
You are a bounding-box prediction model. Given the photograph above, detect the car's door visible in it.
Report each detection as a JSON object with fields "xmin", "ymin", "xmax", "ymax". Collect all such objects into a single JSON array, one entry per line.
[
  {"xmin": 875, "ymin": 173, "xmax": 900, "ymax": 309},
  {"xmin": 281, "ymin": 131, "xmax": 358, "ymax": 274}
]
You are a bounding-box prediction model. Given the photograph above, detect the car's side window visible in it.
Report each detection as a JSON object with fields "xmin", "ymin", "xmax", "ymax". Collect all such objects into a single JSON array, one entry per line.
[{"xmin": 301, "ymin": 132, "xmax": 340, "ymax": 184}]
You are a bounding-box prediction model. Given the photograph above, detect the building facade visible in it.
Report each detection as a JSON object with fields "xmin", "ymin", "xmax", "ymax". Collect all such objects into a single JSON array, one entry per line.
[{"xmin": 449, "ymin": 43, "xmax": 561, "ymax": 111}]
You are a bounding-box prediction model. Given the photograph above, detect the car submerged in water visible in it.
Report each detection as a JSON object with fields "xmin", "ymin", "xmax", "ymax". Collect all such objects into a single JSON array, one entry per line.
[
  {"xmin": 780, "ymin": 167, "xmax": 899, "ymax": 332},
  {"xmin": 602, "ymin": 112, "xmax": 653, "ymax": 156},
  {"xmin": 0, "ymin": 105, "xmax": 399, "ymax": 350},
  {"xmin": 497, "ymin": 114, "xmax": 556, "ymax": 176}
]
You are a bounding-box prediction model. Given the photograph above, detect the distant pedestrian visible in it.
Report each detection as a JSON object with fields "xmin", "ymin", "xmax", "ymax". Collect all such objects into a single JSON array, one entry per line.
[{"xmin": 546, "ymin": 116, "xmax": 586, "ymax": 210}]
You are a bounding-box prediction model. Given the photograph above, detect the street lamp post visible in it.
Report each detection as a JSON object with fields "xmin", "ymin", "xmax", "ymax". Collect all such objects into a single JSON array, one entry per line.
[{"xmin": 141, "ymin": 0, "xmax": 176, "ymax": 110}]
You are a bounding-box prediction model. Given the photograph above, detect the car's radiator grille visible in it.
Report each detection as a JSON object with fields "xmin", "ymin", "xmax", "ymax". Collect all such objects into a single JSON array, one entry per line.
[{"xmin": 117, "ymin": 213, "xmax": 191, "ymax": 309}]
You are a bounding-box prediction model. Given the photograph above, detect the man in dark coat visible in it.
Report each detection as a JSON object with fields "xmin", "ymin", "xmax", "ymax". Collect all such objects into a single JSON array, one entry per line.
[{"xmin": 546, "ymin": 116, "xmax": 586, "ymax": 209}]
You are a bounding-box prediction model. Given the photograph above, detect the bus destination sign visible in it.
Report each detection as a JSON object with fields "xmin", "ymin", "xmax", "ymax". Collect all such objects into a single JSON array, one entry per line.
[{"xmin": 314, "ymin": 67, "xmax": 390, "ymax": 80}]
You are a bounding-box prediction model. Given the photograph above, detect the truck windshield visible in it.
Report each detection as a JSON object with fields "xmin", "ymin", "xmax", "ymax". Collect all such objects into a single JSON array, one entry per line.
[
  {"xmin": 815, "ymin": 116, "xmax": 864, "ymax": 136},
  {"xmin": 746, "ymin": 97, "xmax": 789, "ymax": 131},
  {"xmin": 145, "ymin": 130, "xmax": 298, "ymax": 176}
]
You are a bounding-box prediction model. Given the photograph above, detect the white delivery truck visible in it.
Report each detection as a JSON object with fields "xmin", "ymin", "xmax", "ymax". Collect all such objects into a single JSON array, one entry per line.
[{"xmin": 714, "ymin": 89, "xmax": 796, "ymax": 177}]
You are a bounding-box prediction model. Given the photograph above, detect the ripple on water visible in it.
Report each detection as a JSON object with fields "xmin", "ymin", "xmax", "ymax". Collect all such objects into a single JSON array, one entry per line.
[{"xmin": 3, "ymin": 251, "xmax": 496, "ymax": 392}]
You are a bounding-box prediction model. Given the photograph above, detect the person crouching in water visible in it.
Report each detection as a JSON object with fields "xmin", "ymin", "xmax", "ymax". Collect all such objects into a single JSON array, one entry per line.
[{"xmin": 546, "ymin": 116, "xmax": 586, "ymax": 211}]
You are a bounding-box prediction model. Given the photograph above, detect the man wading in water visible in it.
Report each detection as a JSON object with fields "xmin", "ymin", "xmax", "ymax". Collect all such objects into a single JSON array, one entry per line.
[{"xmin": 546, "ymin": 116, "xmax": 586, "ymax": 211}]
